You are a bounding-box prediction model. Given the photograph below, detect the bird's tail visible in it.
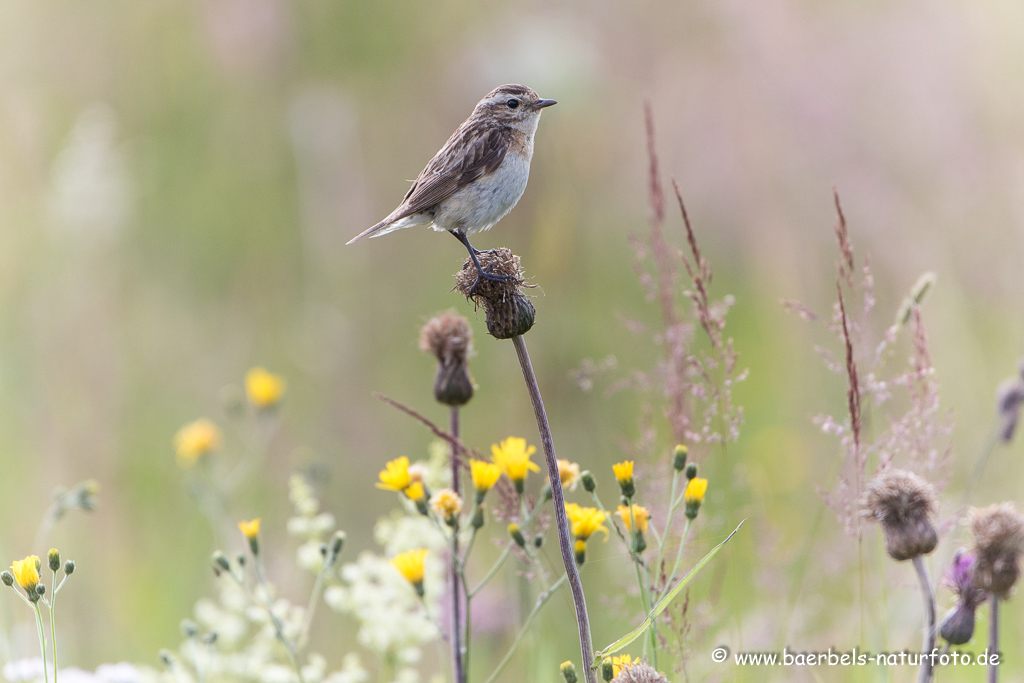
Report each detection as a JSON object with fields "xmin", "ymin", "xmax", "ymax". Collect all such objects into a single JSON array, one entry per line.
[{"xmin": 346, "ymin": 218, "xmax": 393, "ymax": 245}]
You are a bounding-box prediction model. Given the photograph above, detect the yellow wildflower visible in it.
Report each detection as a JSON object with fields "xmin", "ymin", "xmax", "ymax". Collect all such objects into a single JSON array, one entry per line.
[
  {"xmin": 491, "ymin": 437, "xmax": 540, "ymax": 490},
  {"xmin": 685, "ymin": 477, "xmax": 708, "ymax": 520},
  {"xmin": 174, "ymin": 418, "xmax": 221, "ymax": 466},
  {"xmin": 238, "ymin": 518, "xmax": 261, "ymax": 539},
  {"xmin": 558, "ymin": 459, "xmax": 581, "ymax": 491},
  {"xmin": 10, "ymin": 556, "xmax": 40, "ymax": 594},
  {"xmin": 390, "ymin": 548, "xmax": 428, "ymax": 595},
  {"xmin": 376, "ymin": 456, "xmax": 412, "ymax": 492},
  {"xmin": 245, "ymin": 367, "xmax": 286, "ymax": 408},
  {"xmin": 430, "ymin": 489, "xmax": 462, "ymax": 524},
  {"xmin": 470, "ymin": 460, "xmax": 502, "ymax": 495},
  {"xmin": 565, "ymin": 503, "xmax": 609, "ymax": 541},
  {"xmin": 612, "ymin": 460, "xmax": 636, "ymax": 497},
  {"xmin": 612, "ymin": 654, "xmax": 635, "ymax": 676},
  {"xmin": 617, "ymin": 504, "xmax": 651, "ymax": 533},
  {"xmin": 405, "ymin": 481, "xmax": 426, "ymax": 502}
]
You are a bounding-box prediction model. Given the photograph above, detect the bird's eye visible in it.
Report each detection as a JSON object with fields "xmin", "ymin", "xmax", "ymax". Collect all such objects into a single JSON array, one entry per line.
[{"xmin": 506, "ymin": 99, "xmax": 520, "ymax": 109}]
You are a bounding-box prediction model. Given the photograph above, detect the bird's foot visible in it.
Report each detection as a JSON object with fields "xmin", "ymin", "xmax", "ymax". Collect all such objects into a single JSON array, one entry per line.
[{"xmin": 468, "ymin": 266, "xmax": 514, "ymax": 295}]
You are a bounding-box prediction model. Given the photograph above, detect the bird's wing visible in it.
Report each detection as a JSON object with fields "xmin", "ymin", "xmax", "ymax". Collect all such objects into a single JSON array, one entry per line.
[
  {"xmin": 346, "ymin": 124, "xmax": 511, "ymax": 244},
  {"xmin": 398, "ymin": 124, "xmax": 512, "ymax": 218}
]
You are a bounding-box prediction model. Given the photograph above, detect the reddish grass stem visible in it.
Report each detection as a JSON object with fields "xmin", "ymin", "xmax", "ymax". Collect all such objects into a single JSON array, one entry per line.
[
  {"xmin": 450, "ymin": 406, "xmax": 465, "ymax": 683},
  {"xmin": 512, "ymin": 335, "xmax": 596, "ymax": 683}
]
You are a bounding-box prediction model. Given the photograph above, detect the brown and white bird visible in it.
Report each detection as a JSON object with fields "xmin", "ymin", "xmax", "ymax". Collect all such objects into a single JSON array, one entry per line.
[{"xmin": 347, "ymin": 84, "xmax": 556, "ymax": 283}]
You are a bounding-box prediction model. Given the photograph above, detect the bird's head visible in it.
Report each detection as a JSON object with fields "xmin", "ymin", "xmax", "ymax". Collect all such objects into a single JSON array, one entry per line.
[{"xmin": 472, "ymin": 84, "xmax": 556, "ymax": 130}]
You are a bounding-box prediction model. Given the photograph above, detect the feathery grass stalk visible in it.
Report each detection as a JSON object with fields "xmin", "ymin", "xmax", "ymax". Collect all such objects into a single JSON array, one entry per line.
[
  {"xmin": 449, "ymin": 406, "xmax": 465, "ymax": 683},
  {"xmin": 912, "ymin": 556, "xmax": 935, "ymax": 683},
  {"xmin": 512, "ymin": 335, "xmax": 596, "ymax": 683},
  {"xmin": 988, "ymin": 594, "xmax": 999, "ymax": 683},
  {"xmin": 482, "ymin": 574, "xmax": 568, "ymax": 683}
]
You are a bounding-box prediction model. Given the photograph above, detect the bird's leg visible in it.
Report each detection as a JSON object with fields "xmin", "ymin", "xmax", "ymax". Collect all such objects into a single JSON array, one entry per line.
[{"xmin": 451, "ymin": 231, "xmax": 513, "ymax": 287}]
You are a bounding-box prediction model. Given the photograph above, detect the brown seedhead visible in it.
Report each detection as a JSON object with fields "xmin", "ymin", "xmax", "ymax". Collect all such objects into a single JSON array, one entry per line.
[
  {"xmin": 970, "ymin": 502, "xmax": 1024, "ymax": 598},
  {"xmin": 454, "ymin": 248, "xmax": 535, "ymax": 340},
  {"xmin": 420, "ymin": 311, "xmax": 474, "ymax": 406},
  {"xmin": 611, "ymin": 661, "xmax": 669, "ymax": 683},
  {"xmin": 861, "ymin": 468, "xmax": 938, "ymax": 561}
]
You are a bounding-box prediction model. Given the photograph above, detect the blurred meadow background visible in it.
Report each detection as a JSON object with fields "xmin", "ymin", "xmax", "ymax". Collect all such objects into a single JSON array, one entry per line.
[{"xmin": 1, "ymin": 0, "xmax": 1024, "ymax": 680}]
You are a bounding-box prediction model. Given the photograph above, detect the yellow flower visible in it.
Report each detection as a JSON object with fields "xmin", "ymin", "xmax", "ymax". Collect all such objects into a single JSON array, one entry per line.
[
  {"xmin": 10, "ymin": 556, "xmax": 40, "ymax": 593},
  {"xmin": 390, "ymin": 548, "xmax": 428, "ymax": 595},
  {"xmin": 617, "ymin": 504, "xmax": 651, "ymax": 533},
  {"xmin": 564, "ymin": 503, "xmax": 609, "ymax": 541},
  {"xmin": 238, "ymin": 518, "xmax": 261, "ymax": 539},
  {"xmin": 245, "ymin": 367, "xmax": 286, "ymax": 408},
  {"xmin": 557, "ymin": 459, "xmax": 581, "ymax": 491},
  {"xmin": 685, "ymin": 477, "xmax": 708, "ymax": 520},
  {"xmin": 491, "ymin": 437, "xmax": 540, "ymax": 490},
  {"xmin": 685, "ymin": 477, "xmax": 708, "ymax": 504},
  {"xmin": 376, "ymin": 456, "xmax": 412, "ymax": 492},
  {"xmin": 612, "ymin": 654, "xmax": 635, "ymax": 676},
  {"xmin": 404, "ymin": 481, "xmax": 426, "ymax": 502},
  {"xmin": 430, "ymin": 489, "xmax": 462, "ymax": 523},
  {"xmin": 470, "ymin": 460, "xmax": 502, "ymax": 494},
  {"xmin": 574, "ymin": 539, "xmax": 587, "ymax": 565},
  {"xmin": 613, "ymin": 460, "xmax": 636, "ymax": 497},
  {"xmin": 174, "ymin": 418, "xmax": 221, "ymax": 466}
]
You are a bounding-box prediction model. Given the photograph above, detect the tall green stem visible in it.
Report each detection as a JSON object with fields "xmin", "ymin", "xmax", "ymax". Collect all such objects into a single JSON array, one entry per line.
[
  {"xmin": 512, "ymin": 335, "xmax": 596, "ymax": 683},
  {"xmin": 449, "ymin": 406, "xmax": 465, "ymax": 683},
  {"xmin": 482, "ymin": 574, "xmax": 568, "ymax": 683},
  {"xmin": 32, "ymin": 603, "xmax": 49, "ymax": 683}
]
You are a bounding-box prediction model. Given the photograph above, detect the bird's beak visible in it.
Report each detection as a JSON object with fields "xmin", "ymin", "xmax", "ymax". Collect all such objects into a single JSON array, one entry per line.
[{"xmin": 534, "ymin": 99, "xmax": 557, "ymax": 110}]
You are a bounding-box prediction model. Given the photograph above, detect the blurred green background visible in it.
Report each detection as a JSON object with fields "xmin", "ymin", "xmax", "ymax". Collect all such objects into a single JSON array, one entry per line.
[{"xmin": 1, "ymin": 0, "xmax": 1023, "ymax": 680}]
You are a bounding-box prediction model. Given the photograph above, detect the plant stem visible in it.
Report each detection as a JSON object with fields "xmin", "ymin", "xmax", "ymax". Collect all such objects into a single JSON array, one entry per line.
[
  {"xmin": 449, "ymin": 406, "xmax": 465, "ymax": 683},
  {"xmin": 653, "ymin": 470, "xmax": 681, "ymax": 593},
  {"xmin": 912, "ymin": 556, "xmax": 935, "ymax": 683},
  {"xmin": 32, "ymin": 603, "xmax": 49, "ymax": 683},
  {"xmin": 50, "ymin": 571, "xmax": 58, "ymax": 683},
  {"xmin": 627, "ymin": 501, "xmax": 657, "ymax": 667},
  {"xmin": 252, "ymin": 556, "xmax": 305, "ymax": 683},
  {"xmin": 512, "ymin": 335, "xmax": 596, "ymax": 683},
  {"xmin": 989, "ymin": 594, "xmax": 999, "ymax": 683},
  {"xmin": 665, "ymin": 518, "xmax": 693, "ymax": 592},
  {"xmin": 482, "ymin": 574, "xmax": 568, "ymax": 683}
]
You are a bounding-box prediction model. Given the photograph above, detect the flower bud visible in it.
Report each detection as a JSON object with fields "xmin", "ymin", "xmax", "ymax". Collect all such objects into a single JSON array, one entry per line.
[
  {"xmin": 581, "ymin": 471, "xmax": 596, "ymax": 493},
  {"xmin": 508, "ymin": 523, "xmax": 526, "ymax": 548},
  {"xmin": 48, "ymin": 549, "xmax": 60, "ymax": 572},
  {"xmin": 420, "ymin": 312, "xmax": 475, "ymax": 407},
  {"xmin": 331, "ymin": 531, "xmax": 346, "ymax": 558},
  {"xmin": 181, "ymin": 620, "xmax": 199, "ymax": 638},
  {"xmin": 685, "ymin": 463, "xmax": 697, "ymax": 480},
  {"xmin": 63, "ymin": 560, "xmax": 75, "ymax": 575},
  {"xmin": 673, "ymin": 445, "xmax": 688, "ymax": 471},
  {"xmin": 574, "ymin": 539, "xmax": 587, "ymax": 566},
  {"xmin": 212, "ymin": 551, "xmax": 231, "ymax": 575},
  {"xmin": 471, "ymin": 505, "xmax": 485, "ymax": 529},
  {"xmin": 533, "ymin": 533, "xmax": 544, "ymax": 548},
  {"xmin": 34, "ymin": 584, "xmax": 45, "ymax": 596},
  {"xmin": 601, "ymin": 658, "xmax": 614, "ymax": 681},
  {"xmin": 0, "ymin": 571, "xmax": 13, "ymax": 586},
  {"xmin": 201, "ymin": 632, "xmax": 218, "ymax": 645},
  {"xmin": 560, "ymin": 661, "xmax": 578, "ymax": 683},
  {"xmin": 939, "ymin": 603, "xmax": 977, "ymax": 646}
]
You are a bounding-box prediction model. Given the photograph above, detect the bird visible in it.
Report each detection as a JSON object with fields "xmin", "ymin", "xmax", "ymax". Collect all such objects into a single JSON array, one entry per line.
[{"xmin": 346, "ymin": 84, "xmax": 556, "ymax": 285}]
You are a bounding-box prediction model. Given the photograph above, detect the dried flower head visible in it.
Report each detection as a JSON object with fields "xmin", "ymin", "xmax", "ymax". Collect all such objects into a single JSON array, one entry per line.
[
  {"xmin": 610, "ymin": 660, "xmax": 669, "ymax": 683},
  {"xmin": 970, "ymin": 502, "xmax": 1024, "ymax": 598},
  {"xmin": 420, "ymin": 311, "xmax": 475, "ymax": 406},
  {"xmin": 454, "ymin": 248, "xmax": 535, "ymax": 339},
  {"xmin": 939, "ymin": 549, "xmax": 986, "ymax": 645},
  {"xmin": 861, "ymin": 468, "xmax": 938, "ymax": 561}
]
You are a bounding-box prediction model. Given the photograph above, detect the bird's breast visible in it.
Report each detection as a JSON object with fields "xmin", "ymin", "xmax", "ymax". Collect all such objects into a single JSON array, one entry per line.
[{"xmin": 432, "ymin": 151, "xmax": 532, "ymax": 234}]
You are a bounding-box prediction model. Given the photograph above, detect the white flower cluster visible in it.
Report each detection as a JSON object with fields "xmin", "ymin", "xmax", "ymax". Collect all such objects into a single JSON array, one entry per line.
[
  {"xmin": 287, "ymin": 474, "xmax": 338, "ymax": 574},
  {"xmin": 2, "ymin": 660, "xmax": 157, "ymax": 683}
]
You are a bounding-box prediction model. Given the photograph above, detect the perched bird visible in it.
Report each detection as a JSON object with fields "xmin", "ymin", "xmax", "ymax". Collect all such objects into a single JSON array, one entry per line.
[{"xmin": 347, "ymin": 84, "xmax": 556, "ymax": 285}]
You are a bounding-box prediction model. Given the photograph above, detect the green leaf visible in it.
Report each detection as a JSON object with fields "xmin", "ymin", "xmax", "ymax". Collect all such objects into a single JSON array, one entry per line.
[{"xmin": 593, "ymin": 519, "xmax": 745, "ymax": 662}]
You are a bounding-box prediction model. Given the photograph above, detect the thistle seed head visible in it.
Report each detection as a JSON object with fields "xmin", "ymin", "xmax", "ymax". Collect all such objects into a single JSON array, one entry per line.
[
  {"xmin": 454, "ymin": 248, "xmax": 535, "ymax": 340},
  {"xmin": 420, "ymin": 311, "xmax": 475, "ymax": 405},
  {"xmin": 611, "ymin": 662, "xmax": 670, "ymax": 683},
  {"xmin": 861, "ymin": 468, "xmax": 938, "ymax": 561},
  {"xmin": 970, "ymin": 502, "xmax": 1024, "ymax": 598}
]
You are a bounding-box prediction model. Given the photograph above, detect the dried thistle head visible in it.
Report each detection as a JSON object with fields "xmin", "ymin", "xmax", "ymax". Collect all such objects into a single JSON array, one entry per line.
[
  {"xmin": 420, "ymin": 311, "xmax": 474, "ymax": 406},
  {"xmin": 970, "ymin": 502, "xmax": 1024, "ymax": 598},
  {"xmin": 454, "ymin": 248, "xmax": 535, "ymax": 340},
  {"xmin": 861, "ymin": 468, "xmax": 938, "ymax": 561},
  {"xmin": 610, "ymin": 661, "xmax": 669, "ymax": 683}
]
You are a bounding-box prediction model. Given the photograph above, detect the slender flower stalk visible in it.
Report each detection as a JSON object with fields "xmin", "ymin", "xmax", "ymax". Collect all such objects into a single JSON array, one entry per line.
[
  {"xmin": 449, "ymin": 406, "xmax": 465, "ymax": 683},
  {"xmin": 989, "ymin": 594, "xmax": 999, "ymax": 683},
  {"xmin": 912, "ymin": 556, "xmax": 936, "ymax": 683},
  {"xmin": 512, "ymin": 335, "xmax": 596, "ymax": 683}
]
